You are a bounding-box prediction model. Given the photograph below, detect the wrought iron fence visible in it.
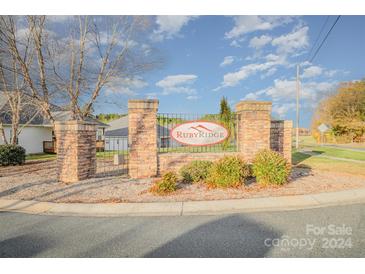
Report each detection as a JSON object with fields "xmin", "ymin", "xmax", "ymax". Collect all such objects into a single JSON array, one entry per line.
[
  {"xmin": 96, "ymin": 136, "xmax": 129, "ymax": 176},
  {"xmin": 157, "ymin": 113, "xmax": 238, "ymax": 153}
]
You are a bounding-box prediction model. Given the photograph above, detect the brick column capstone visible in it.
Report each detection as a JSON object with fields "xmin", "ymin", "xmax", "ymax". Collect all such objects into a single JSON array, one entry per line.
[
  {"xmin": 128, "ymin": 99, "xmax": 158, "ymax": 179},
  {"xmin": 54, "ymin": 120, "xmax": 97, "ymax": 183},
  {"xmin": 235, "ymin": 101, "xmax": 272, "ymax": 162}
]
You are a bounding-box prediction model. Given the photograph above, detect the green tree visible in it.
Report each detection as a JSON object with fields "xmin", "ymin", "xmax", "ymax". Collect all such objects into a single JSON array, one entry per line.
[
  {"xmin": 96, "ymin": 113, "xmax": 126, "ymax": 123},
  {"xmin": 219, "ymin": 97, "xmax": 234, "ymax": 150}
]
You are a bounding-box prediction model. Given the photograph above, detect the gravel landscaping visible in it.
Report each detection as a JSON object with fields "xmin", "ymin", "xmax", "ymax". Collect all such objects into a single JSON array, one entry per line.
[{"xmin": 0, "ymin": 159, "xmax": 365, "ymax": 203}]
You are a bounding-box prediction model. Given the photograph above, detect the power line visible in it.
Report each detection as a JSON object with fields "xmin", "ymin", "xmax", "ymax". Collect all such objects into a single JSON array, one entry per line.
[
  {"xmin": 309, "ymin": 15, "xmax": 341, "ymax": 63},
  {"xmin": 307, "ymin": 16, "xmax": 330, "ymax": 60}
]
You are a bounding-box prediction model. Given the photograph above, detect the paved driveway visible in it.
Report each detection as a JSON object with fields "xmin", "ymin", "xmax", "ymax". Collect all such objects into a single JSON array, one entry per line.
[{"xmin": 0, "ymin": 204, "xmax": 364, "ymax": 257}]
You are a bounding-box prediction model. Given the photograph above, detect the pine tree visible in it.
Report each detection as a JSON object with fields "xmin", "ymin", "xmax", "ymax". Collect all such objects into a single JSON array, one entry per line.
[{"xmin": 219, "ymin": 97, "xmax": 232, "ymax": 150}]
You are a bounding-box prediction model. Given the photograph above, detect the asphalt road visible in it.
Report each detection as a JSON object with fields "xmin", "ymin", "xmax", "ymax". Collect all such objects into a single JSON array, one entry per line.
[{"xmin": 1, "ymin": 204, "xmax": 364, "ymax": 257}]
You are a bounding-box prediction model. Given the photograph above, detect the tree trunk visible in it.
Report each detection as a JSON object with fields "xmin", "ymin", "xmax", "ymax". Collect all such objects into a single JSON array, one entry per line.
[
  {"xmin": 0, "ymin": 122, "xmax": 8, "ymax": 144},
  {"xmin": 10, "ymin": 122, "xmax": 18, "ymax": 145}
]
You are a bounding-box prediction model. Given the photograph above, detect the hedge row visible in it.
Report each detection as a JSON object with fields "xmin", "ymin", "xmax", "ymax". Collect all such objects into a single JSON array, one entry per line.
[
  {"xmin": 151, "ymin": 150, "xmax": 291, "ymax": 194},
  {"xmin": 0, "ymin": 145, "xmax": 26, "ymax": 166}
]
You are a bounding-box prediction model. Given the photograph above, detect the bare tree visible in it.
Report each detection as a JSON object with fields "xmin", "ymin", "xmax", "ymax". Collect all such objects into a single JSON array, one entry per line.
[
  {"xmin": 0, "ymin": 15, "xmax": 160, "ymax": 144},
  {"xmin": 43, "ymin": 15, "xmax": 160, "ymax": 119},
  {"xmin": 0, "ymin": 16, "xmax": 43, "ymax": 144}
]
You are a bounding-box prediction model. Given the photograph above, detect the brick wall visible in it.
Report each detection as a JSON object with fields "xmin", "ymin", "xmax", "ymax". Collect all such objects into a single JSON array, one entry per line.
[
  {"xmin": 128, "ymin": 99, "xmax": 158, "ymax": 178},
  {"xmin": 236, "ymin": 101, "xmax": 272, "ymax": 162},
  {"xmin": 158, "ymin": 152, "xmax": 240, "ymax": 174},
  {"xmin": 270, "ymin": 120, "xmax": 293, "ymax": 164},
  {"xmin": 54, "ymin": 120, "xmax": 96, "ymax": 183},
  {"xmin": 128, "ymin": 99, "xmax": 293, "ymax": 179}
]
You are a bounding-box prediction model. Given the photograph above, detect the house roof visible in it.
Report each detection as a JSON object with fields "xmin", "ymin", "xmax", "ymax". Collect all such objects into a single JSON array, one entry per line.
[
  {"xmin": 105, "ymin": 115, "xmax": 170, "ymax": 137},
  {"xmin": 105, "ymin": 115, "xmax": 128, "ymax": 131},
  {"xmin": 0, "ymin": 92, "xmax": 108, "ymax": 128},
  {"xmin": 52, "ymin": 111, "xmax": 109, "ymax": 128}
]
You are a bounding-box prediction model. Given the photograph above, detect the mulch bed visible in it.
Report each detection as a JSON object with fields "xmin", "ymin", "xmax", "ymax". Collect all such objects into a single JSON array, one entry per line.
[{"xmin": 0, "ymin": 160, "xmax": 365, "ymax": 203}]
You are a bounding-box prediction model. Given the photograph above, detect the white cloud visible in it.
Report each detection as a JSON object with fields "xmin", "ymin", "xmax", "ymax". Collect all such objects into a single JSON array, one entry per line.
[
  {"xmin": 273, "ymin": 103, "xmax": 296, "ymax": 118},
  {"xmin": 243, "ymin": 24, "xmax": 309, "ymax": 63},
  {"xmin": 105, "ymin": 77, "xmax": 147, "ymax": 96},
  {"xmin": 186, "ymin": 95, "xmax": 200, "ymax": 100},
  {"xmin": 271, "ymin": 26, "xmax": 309, "ymax": 54},
  {"xmin": 16, "ymin": 27, "xmax": 57, "ymax": 41},
  {"xmin": 254, "ymin": 78, "xmax": 337, "ymax": 104},
  {"xmin": 98, "ymin": 31, "xmax": 137, "ymax": 48},
  {"xmin": 300, "ymin": 60, "xmax": 312, "ymax": 67},
  {"xmin": 156, "ymin": 74, "xmax": 198, "ymax": 95},
  {"xmin": 146, "ymin": 92, "xmax": 158, "ymax": 99},
  {"xmin": 242, "ymin": 92, "xmax": 259, "ymax": 100},
  {"xmin": 225, "ymin": 16, "xmax": 294, "ymax": 40},
  {"xmin": 301, "ymin": 65, "xmax": 323, "ymax": 79},
  {"xmin": 230, "ymin": 40, "xmax": 241, "ymax": 47},
  {"xmin": 262, "ymin": 67, "xmax": 277, "ymax": 78},
  {"xmin": 249, "ymin": 35, "xmax": 272, "ymax": 49},
  {"xmin": 220, "ymin": 56, "xmax": 235, "ymax": 67},
  {"xmin": 141, "ymin": 43, "xmax": 152, "ymax": 56},
  {"xmin": 242, "ymin": 78, "xmax": 337, "ymax": 118},
  {"xmin": 324, "ymin": 69, "xmax": 340, "ymax": 78},
  {"xmin": 264, "ymin": 79, "xmax": 298, "ymax": 100},
  {"xmin": 151, "ymin": 16, "xmax": 198, "ymax": 41},
  {"xmin": 265, "ymin": 54, "xmax": 280, "ymax": 62},
  {"xmin": 215, "ymin": 57, "xmax": 286, "ymax": 90}
]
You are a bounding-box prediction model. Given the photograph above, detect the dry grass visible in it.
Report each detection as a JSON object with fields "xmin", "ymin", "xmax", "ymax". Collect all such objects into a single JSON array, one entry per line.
[
  {"xmin": 297, "ymin": 157, "xmax": 365, "ymax": 177},
  {"xmin": 0, "ymin": 160, "xmax": 364, "ymax": 203}
]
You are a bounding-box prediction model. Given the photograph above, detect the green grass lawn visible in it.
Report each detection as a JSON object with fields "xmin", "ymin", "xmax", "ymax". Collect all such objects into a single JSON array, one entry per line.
[
  {"xmin": 294, "ymin": 135, "xmax": 365, "ymax": 162},
  {"xmin": 26, "ymin": 153, "xmax": 56, "ymax": 161},
  {"xmin": 292, "ymin": 151, "xmax": 312, "ymax": 165},
  {"xmin": 292, "ymin": 151, "xmax": 365, "ymax": 176},
  {"xmin": 96, "ymin": 150, "xmax": 128, "ymax": 158},
  {"xmin": 26, "ymin": 151, "xmax": 128, "ymax": 161},
  {"xmin": 311, "ymin": 146, "xmax": 365, "ymax": 161}
]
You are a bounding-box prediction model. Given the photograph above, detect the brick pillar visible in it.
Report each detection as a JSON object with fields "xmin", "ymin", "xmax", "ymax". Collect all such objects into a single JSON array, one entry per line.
[
  {"xmin": 270, "ymin": 120, "xmax": 293, "ymax": 164},
  {"xmin": 54, "ymin": 120, "xmax": 97, "ymax": 183},
  {"xmin": 128, "ymin": 99, "xmax": 158, "ymax": 178},
  {"xmin": 235, "ymin": 101, "xmax": 272, "ymax": 162}
]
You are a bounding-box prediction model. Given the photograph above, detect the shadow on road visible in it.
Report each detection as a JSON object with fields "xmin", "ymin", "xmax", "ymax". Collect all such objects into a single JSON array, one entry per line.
[
  {"xmin": 0, "ymin": 234, "xmax": 54, "ymax": 257},
  {"xmin": 144, "ymin": 215, "xmax": 281, "ymax": 258}
]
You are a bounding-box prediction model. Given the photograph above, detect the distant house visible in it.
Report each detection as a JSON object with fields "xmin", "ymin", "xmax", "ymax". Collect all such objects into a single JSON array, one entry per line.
[
  {"xmin": 104, "ymin": 115, "xmax": 174, "ymax": 150},
  {"xmin": 0, "ymin": 93, "xmax": 108, "ymax": 154}
]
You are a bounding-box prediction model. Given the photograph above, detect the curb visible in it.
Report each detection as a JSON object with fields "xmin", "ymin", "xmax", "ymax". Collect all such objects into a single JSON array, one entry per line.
[{"xmin": 1, "ymin": 188, "xmax": 365, "ymax": 217}]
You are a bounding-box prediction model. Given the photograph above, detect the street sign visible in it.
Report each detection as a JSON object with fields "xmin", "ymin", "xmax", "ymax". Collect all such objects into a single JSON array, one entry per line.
[
  {"xmin": 170, "ymin": 121, "xmax": 229, "ymax": 146},
  {"xmin": 318, "ymin": 123, "xmax": 329, "ymax": 133}
]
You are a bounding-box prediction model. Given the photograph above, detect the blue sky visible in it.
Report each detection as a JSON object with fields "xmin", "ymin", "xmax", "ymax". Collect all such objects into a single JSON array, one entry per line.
[{"xmin": 94, "ymin": 16, "xmax": 365, "ymax": 127}]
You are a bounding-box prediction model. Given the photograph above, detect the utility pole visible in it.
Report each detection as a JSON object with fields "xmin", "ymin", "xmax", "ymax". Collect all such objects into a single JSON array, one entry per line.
[{"xmin": 296, "ymin": 64, "xmax": 300, "ymax": 150}]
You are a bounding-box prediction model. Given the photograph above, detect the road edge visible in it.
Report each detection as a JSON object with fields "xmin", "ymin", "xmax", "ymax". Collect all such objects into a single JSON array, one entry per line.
[{"xmin": 0, "ymin": 188, "xmax": 365, "ymax": 217}]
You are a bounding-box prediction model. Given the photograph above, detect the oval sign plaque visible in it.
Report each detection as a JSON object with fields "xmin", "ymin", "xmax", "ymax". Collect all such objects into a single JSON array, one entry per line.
[{"xmin": 170, "ymin": 121, "xmax": 229, "ymax": 146}]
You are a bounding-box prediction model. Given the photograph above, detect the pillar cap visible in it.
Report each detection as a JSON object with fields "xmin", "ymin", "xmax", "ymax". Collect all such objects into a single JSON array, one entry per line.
[
  {"xmin": 54, "ymin": 120, "xmax": 97, "ymax": 125},
  {"xmin": 128, "ymin": 99, "xmax": 159, "ymax": 110},
  {"xmin": 270, "ymin": 120, "xmax": 293, "ymax": 128},
  {"xmin": 236, "ymin": 100, "xmax": 272, "ymax": 112},
  {"xmin": 54, "ymin": 120, "xmax": 97, "ymax": 131}
]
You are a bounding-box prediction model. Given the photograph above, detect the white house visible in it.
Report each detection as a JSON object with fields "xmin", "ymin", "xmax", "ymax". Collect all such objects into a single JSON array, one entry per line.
[
  {"xmin": 0, "ymin": 93, "xmax": 108, "ymax": 154},
  {"xmin": 103, "ymin": 116, "xmax": 129, "ymax": 151},
  {"xmin": 104, "ymin": 115, "xmax": 175, "ymax": 151}
]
